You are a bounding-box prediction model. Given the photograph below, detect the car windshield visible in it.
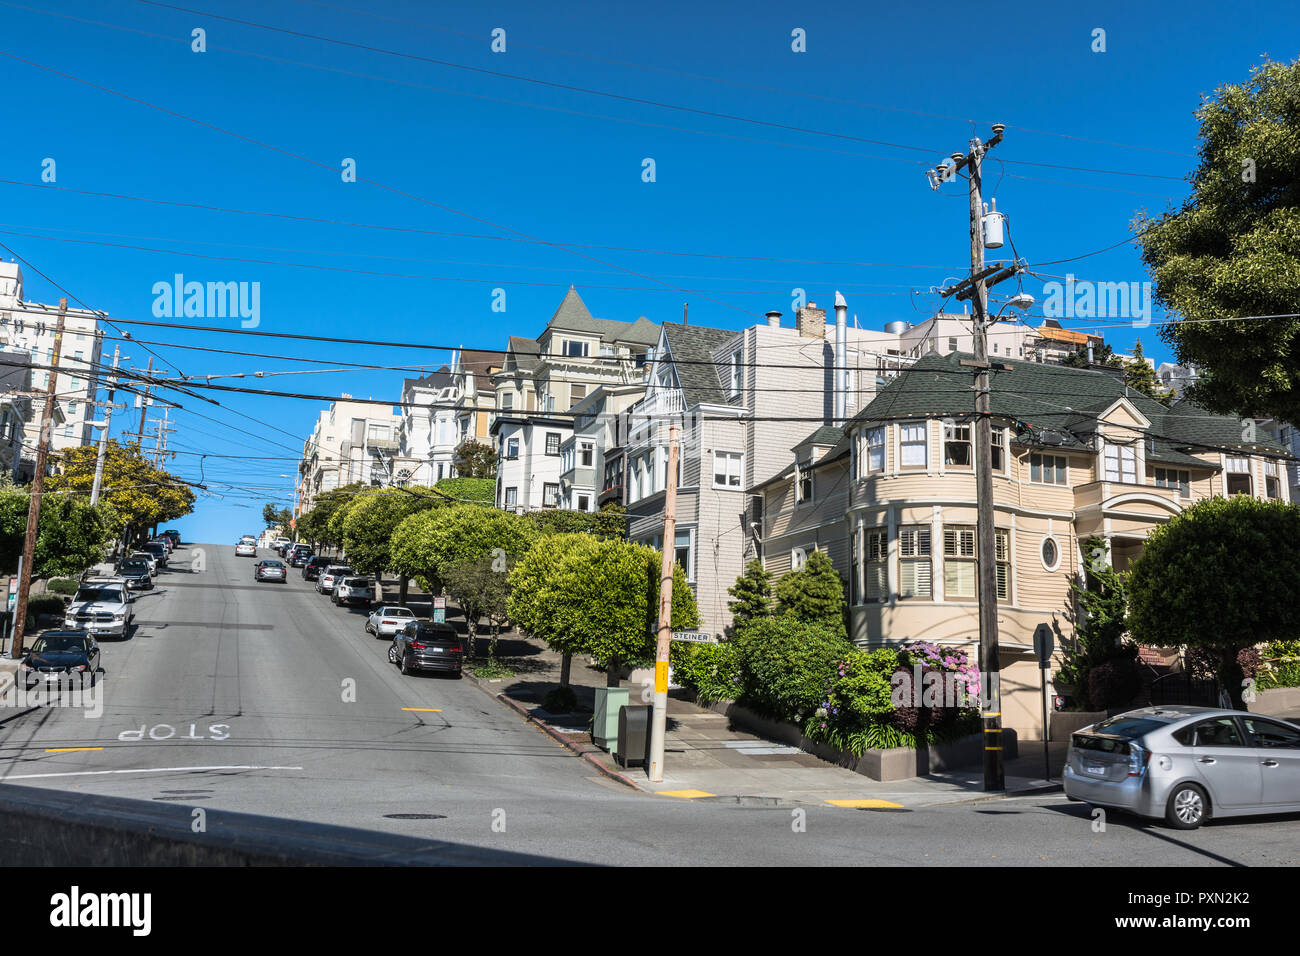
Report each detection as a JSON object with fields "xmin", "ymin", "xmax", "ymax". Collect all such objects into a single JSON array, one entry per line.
[
  {"xmin": 120, "ymin": 561, "xmax": 148, "ymax": 573},
  {"xmin": 31, "ymin": 633, "xmax": 88, "ymax": 654},
  {"xmin": 382, "ymin": 608, "xmax": 413, "ymax": 617},
  {"xmin": 73, "ymin": 588, "xmax": 124, "ymax": 604},
  {"xmin": 327, "ymin": 568, "xmax": 352, "ymax": 577},
  {"xmin": 262, "ymin": 561, "xmax": 284, "ymax": 568},
  {"xmin": 343, "ymin": 578, "xmax": 368, "ymax": 587}
]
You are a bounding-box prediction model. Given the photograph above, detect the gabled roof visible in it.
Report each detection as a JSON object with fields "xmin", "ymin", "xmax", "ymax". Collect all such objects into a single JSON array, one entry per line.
[
  {"xmin": 544, "ymin": 287, "xmax": 660, "ymax": 347},
  {"xmin": 403, "ymin": 366, "xmax": 453, "ymax": 394},
  {"xmin": 660, "ymin": 322, "xmax": 739, "ymax": 407},
  {"xmin": 504, "ymin": 336, "xmax": 542, "ymax": 373},
  {"xmin": 849, "ymin": 352, "xmax": 1287, "ymax": 463},
  {"xmin": 456, "ymin": 348, "xmax": 504, "ymax": 390},
  {"xmin": 793, "ymin": 425, "xmax": 844, "ymax": 452}
]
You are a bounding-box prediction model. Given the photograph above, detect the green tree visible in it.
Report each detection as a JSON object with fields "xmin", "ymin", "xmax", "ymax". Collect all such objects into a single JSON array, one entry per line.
[
  {"xmin": 262, "ymin": 503, "xmax": 292, "ymax": 529},
  {"xmin": 1136, "ymin": 58, "xmax": 1300, "ymax": 422},
  {"xmin": 432, "ymin": 477, "xmax": 495, "ymax": 504},
  {"xmin": 528, "ymin": 503, "xmax": 628, "ymax": 541},
  {"xmin": 297, "ymin": 483, "xmax": 362, "ymax": 553},
  {"xmin": 775, "ymin": 550, "xmax": 847, "ymax": 637},
  {"xmin": 443, "ymin": 554, "xmax": 512, "ymax": 662},
  {"xmin": 1121, "ymin": 341, "xmax": 1175, "ymax": 404},
  {"xmin": 453, "ymin": 440, "xmax": 498, "ymax": 479},
  {"xmin": 1063, "ymin": 536, "xmax": 1138, "ymax": 708},
  {"xmin": 1127, "ymin": 496, "xmax": 1300, "ymax": 709},
  {"xmin": 1061, "ymin": 342, "xmax": 1119, "ymax": 369},
  {"xmin": 728, "ymin": 559, "xmax": 773, "ymax": 626},
  {"xmin": 342, "ymin": 486, "xmax": 438, "ymax": 601},
  {"xmin": 0, "ymin": 486, "xmax": 109, "ymax": 577},
  {"xmin": 507, "ymin": 533, "xmax": 595, "ymax": 688}
]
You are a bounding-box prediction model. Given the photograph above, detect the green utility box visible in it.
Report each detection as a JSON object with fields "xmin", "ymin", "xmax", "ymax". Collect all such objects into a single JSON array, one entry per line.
[{"xmin": 592, "ymin": 687, "xmax": 630, "ymax": 751}]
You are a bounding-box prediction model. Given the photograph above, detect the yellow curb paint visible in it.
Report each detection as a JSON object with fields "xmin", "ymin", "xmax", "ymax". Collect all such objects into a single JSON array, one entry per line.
[
  {"xmin": 401, "ymin": 707, "xmax": 442, "ymax": 712},
  {"xmin": 656, "ymin": 789, "xmax": 715, "ymax": 799},
  {"xmin": 825, "ymin": 798, "xmax": 904, "ymax": 808},
  {"xmin": 45, "ymin": 748, "xmax": 103, "ymax": 753}
]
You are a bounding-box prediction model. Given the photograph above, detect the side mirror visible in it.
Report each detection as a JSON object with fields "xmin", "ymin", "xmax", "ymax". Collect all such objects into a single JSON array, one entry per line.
[{"xmin": 20, "ymin": 647, "xmax": 30, "ymax": 656}]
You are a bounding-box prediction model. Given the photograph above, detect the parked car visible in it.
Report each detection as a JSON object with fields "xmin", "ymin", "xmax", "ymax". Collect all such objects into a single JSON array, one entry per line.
[
  {"xmin": 333, "ymin": 576, "xmax": 373, "ymax": 608},
  {"xmin": 1064, "ymin": 706, "xmax": 1300, "ymax": 829},
  {"xmin": 63, "ymin": 580, "xmax": 134, "ymax": 639},
  {"xmin": 162, "ymin": 529, "xmax": 181, "ymax": 547},
  {"xmin": 129, "ymin": 550, "xmax": 159, "ymax": 575},
  {"xmin": 254, "ymin": 559, "xmax": 287, "ymax": 583},
  {"xmin": 115, "ymin": 558, "xmax": 154, "ymax": 591},
  {"xmin": 271, "ymin": 537, "xmax": 291, "ymax": 554},
  {"xmin": 235, "ymin": 540, "xmax": 257, "ymax": 558},
  {"xmin": 302, "ymin": 555, "xmax": 327, "ymax": 580},
  {"xmin": 289, "ymin": 546, "xmax": 313, "ymax": 568},
  {"xmin": 141, "ymin": 541, "xmax": 169, "ymax": 567},
  {"xmin": 366, "ymin": 605, "xmax": 415, "ymax": 639},
  {"xmin": 316, "ymin": 565, "xmax": 353, "ymax": 595},
  {"xmin": 20, "ymin": 630, "xmax": 101, "ymax": 689},
  {"xmin": 151, "ymin": 536, "xmax": 174, "ymax": 553},
  {"xmin": 389, "ymin": 621, "xmax": 463, "ymax": 677}
]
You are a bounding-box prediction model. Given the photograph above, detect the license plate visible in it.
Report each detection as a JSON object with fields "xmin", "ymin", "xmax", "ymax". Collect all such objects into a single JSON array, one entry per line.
[{"xmin": 1085, "ymin": 763, "xmax": 1106, "ymax": 776}]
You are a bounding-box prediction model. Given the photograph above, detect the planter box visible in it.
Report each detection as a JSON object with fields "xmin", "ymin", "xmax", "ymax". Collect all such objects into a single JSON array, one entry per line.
[
  {"xmin": 1251, "ymin": 686, "xmax": 1300, "ymax": 717},
  {"xmin": 697, "ymin": 696, "xmax": 1017, "ymax": 782}
]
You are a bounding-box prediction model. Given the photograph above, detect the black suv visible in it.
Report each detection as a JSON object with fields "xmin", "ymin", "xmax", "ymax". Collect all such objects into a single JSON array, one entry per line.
[
  {"xmin": 115, "ymin": 558, "xmax": 154, "ymax": 590},
  {"xmin": 302, "ymin": 555, "xmax": 327, "ymax": 580}
]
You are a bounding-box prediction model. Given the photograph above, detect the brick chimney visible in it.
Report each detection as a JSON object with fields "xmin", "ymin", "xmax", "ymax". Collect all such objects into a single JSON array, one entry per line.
[{"xmin": 796, "ymin": 301, "xmax": 826, "ymax": 338}]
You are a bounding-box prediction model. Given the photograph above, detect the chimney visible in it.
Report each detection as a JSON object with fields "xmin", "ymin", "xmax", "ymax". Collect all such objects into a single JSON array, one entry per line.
[
  {"xmin": 834, "ymin": 292, "xmax": 847, "ymax": 424},
  {"xmin": 765, "ymin": 310, "xmax": 782, "ymax": 328},
  {"xmin": 796, "ymin": 301, "xmax": 826, "ymax": 338}
]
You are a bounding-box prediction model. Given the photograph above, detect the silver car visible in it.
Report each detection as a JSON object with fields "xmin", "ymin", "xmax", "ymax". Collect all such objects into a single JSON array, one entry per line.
[
  {"xmin": 316, "ymin": 565, "xmax": 352, "ymax": 594},
  {"xmin": 1064, "ymin": 706, "xmax": 1300, "ymax": 829},
  {"xmin": 365, "ymin": 605, "xmax": 415, "ymax": 639}
]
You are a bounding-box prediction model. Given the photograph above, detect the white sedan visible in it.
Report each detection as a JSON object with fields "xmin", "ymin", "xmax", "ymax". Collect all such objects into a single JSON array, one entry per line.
[
  {"xmin": 235, "ymin": 541, "xmax": 256, "ymax": 557},
  {"xmin": 365, "ymin": 605, "xmax": 415, "ymax": 639}
]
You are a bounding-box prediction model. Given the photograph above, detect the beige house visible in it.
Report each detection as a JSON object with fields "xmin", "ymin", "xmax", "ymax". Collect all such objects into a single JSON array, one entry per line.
[
  {"xmin": 755, "ymin": 353, "xmax": 1291, "ymax": 737},
  {"xmin": 297, "ymin": 397, "xmax": 404, "ymax": 512}
]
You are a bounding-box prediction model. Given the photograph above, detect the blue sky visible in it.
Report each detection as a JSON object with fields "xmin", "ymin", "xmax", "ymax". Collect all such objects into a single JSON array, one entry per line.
[{"xmin": 0, "ymin": 0, "xmax": 1292, "ymax": 542}]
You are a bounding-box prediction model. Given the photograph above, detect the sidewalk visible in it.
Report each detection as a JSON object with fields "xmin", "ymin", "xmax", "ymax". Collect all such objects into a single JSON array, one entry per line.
[{"xmin": 461, "ymin": 626, "xmax": 1066, "ymax": 809}]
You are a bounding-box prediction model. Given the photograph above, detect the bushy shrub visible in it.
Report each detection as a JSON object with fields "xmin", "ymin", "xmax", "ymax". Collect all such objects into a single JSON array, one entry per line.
[
  {"xmin": 672, "ymin": 641, "xmax": 741, "ymax": 704},
  {"xmin": 1087, "ymin": 657, "xmax": 1143, "ymax": 709},
  {"xmin": 1258, "ymin": 640, "xmax": 1300, "ymax": 690},
  {"xmin": 25, "ymin": 594, "xmax": 67, "ymax": 629},
  {"xmin": 732, "ymin": 616, "xmax": 851, "ymax": 724},
  {"xmin": 46, "ymin": 579, "xmax": 80, "ymax": 595},
  {"xmin": 542, "ymin": 686, "xmax": 578, "ymax": 714}
]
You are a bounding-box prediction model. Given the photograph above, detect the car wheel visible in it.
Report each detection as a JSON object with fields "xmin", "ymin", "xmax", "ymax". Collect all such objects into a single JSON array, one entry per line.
[
  {"xmin": 400, "ymin": 653, "xmax": 412, "ymax": 676},
  {"xmin": 387, "ymin": 644, "xmax": 397, "ymax": 665},
  {"xmin": 1165, "ymin": 783, "xmax": 1209, "ymax": 830}
]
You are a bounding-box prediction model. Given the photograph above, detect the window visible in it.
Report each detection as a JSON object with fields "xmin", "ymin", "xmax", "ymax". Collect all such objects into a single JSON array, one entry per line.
[
  {"xmin": 865, "ymin": 530, "xmax": 887, "ymax": 601},
  {"xmin": 728, "ymin": 349, "xmax": 742, "ymax": 397},
  {"xmin": 1225, "ymin": 456, "xmax": 1252, "ymax": 495},
  {"xmin": 674, "ymin": 530, "xmax": 693, "ymax": 581},
  {"xmin": 1103, "ymin": 443, "xmax": 1137, "ymax": 483},
  {"xmin": 505, "ymin": 437, "xmax": 519, "ymax": 459},
  {"xmin": 944, "ymin": 421, "xmax": 971, "ymax": 467},
  {"xmin": 948, "ymin": 337, "xmax": 958, "ymax": 352},
  {"xmin": 863, "ymin": 427, "xmax": 885, "ymax": 475},
  {"xmin": 713, "ymin": 451, "xmax": 743, "ymax": 489},
  {"xmin": 899, "ymin": 422, "xmax": 927, "ymax": 468},
  {"xmin": 1030, "ymin": 453, "xmax": 1067, "ymax": 485},
  {"xmin": 563, "ymin": 339, "xmax": 589, "ymax": 358},
  {"xmin": 501, "ymin": 392, "xmax": 514, "ymax": 410},
  {"xmin": 943, "ymin": 526, "xmax": 976, "ymax": 598},
  {"xmin": 577, "ymin": 494, "xmax": 590, "ymax": 512},
  {"xmin": 898, "ymin": 526, "xmax": 932, "ymax": 598},
  {"xmin": 1242, "ymin": 717, "xmax": 1300, "ymax": 748},
  {"xmin": 579, "ymin": 441, "xmax": 594, "ymax": 468},
  {"xmin": 1154, "ymin": 467, "xmax": 1190, "ymax": 498},
  {"xmin": 504, "ymin": 487, "xmax": 517, "ymax": 509},
  {"xmin": 367, "ymin": 424, "xmax": 389, "ymax": 442},
  {"xmin": 1264, "ymin": 461, "xmax": 1280, "ymax": 499},
  {"xmin": 570, "ymin": 384, "xmax": 586, "ymax": 407},
  {"xmin": 995, "ymin": 529, "xmax": 1010, "ymax": 601},
  {"xmin": 542, "ymin": 483, "xmax": 560, "ymax": 507},
  {"xmin": 604, "ymin": 457, "xmax": 623, "ymax": 493},
  {"xmin": 791, "ymin": 547, "xmax": 808, "ymax": 572},
  {"xmin": 1041, "ymin": 536, "xmax": 1060, "ymax": 572},
  {"xmin": 991, "ymin": 426, "xmax": 1006, "ymax": 471},
  {"xmin": 1191, "ymin": 718, "xmax": 1245, "ymax": 748},
  {"xmin": 796, "ymin": 461, "xmax": 813, "ymax": 503},
  {"xmin": 545, "ymin": 432, "xmax": 561, "ymax": 456}
]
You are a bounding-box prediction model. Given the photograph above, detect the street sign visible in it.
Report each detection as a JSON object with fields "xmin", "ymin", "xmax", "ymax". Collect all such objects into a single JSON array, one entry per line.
[
  {"xmin": 1033, "ymin": 623, "xmax": 1054, "ymax": 669},
  {"xmin": 433, "ymin": 596, "xmax": 446, "ymax": 624},
  {"xmin": 670, "ymin": 631, "xmax": 717, "ymax": 644}
]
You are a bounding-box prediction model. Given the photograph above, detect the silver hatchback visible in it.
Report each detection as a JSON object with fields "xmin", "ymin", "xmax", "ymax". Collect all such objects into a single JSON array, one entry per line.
[{"xmin": 1064, "ymin": 706, "xmax": 1300, "ymax": 829}]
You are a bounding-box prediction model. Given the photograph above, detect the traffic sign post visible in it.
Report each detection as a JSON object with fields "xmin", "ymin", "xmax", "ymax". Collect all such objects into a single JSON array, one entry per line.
[
  {"xmin": 1033, "ymin": 623, "xmax": 1055, "ymax": 783},
  {"xmin": 433, "ymin": 596, "xmax": 446, "ymax": 624}
]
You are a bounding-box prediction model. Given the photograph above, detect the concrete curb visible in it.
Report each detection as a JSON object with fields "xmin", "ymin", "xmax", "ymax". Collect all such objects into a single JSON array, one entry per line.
[{"xmin": 462, "ymin": 669, "xmax": 643, "ymax": 792}]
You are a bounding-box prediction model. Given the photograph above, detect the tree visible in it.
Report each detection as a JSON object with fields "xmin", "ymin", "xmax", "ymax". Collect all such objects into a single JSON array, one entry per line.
[
  {"xmin": 296, "ymin": 483, "xmax": 362, "ymax": 553},
  {"xmin": 507, "ymin": 533, "xmax": 595, "ymax": 689},
  {"xmin": 728, "ymin": 559, "xmax": 773, "ymax": 626},
  {"xmin": 0, "ymin": 485, "xmax": 109, "ymax": 577},
  {"xmin": 443, "ymin": 555, "xmax": 512, "ymax": 663},
  {"xmin": 1127, "ymin": 496, "xmax": 1300, "ymax": 709},
  {"xmin": 775, "ymin": 550, "xmax": 847, "ymax": 637},
  {"xmin": 1062, "ymin": 536, "xmax": 1139, "ymax": 709},
  {"xmin": 432, "ymin": 477, "xmax": 495, "ymax": 504},
  {"xmin": 45, "ymin": 440, "xmax": 194, "ymax": 547},
  {"xmin": 453, "ymin": 440, "xmax": 498, "ymax": 479},
  {"xmin": 1135, "ymin": 58, "xmax": 1300, "ymax": 422},
  {"xmin": 262, "ymin": 503, "xmax": 292, "ymax": 529},
  {"xmin": 528, "ymin": 503, "xmax": 628, "ymax": 540},
  {"xmin": 1121, "ymin": 341, "xmax": 1175, "ymax": 404},
  {"xmin": 1061, "ymin": 342, "xmax": 1118, "ymax": 369},
  {"xmin": 342, "ymin": 486, "xmax": 437, "ymax": 601}
]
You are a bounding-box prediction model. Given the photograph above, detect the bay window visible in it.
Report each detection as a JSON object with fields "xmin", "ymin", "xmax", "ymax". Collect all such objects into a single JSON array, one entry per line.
[
  {"xmin": 898, "ymin": 526, "xmax": 932, "ymax": 598},
  {"xmin": 900, "ymin": 422, "xmax": 927, "ymax": 468},
  {"xmin": 1103, "ymin": 442, "xmax": 1137, "ymax": 483}
]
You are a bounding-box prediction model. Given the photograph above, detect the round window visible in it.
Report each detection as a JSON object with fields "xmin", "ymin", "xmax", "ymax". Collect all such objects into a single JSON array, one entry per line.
[{"xmin": 1041, "ymin": 537, "xmax": 1060, "ymax": 571}]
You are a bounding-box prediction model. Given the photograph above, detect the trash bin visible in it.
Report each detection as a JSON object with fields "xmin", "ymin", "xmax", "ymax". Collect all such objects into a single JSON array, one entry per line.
[
  {"xmin": 614, "ymin": 704, "xmax": 652, "ymax": 768},
  {"xmin": 592, "ymin": 687, "xmax": 629, "ymax": 751}
]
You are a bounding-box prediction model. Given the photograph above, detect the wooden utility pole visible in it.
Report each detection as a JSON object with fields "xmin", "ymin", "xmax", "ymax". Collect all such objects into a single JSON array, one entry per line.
[
  {"xmin": 932, "ymin": 125, "xmax": 1012, "ymax": 792},
  {"xmin": 136, "ymin": 356, "xmax": 154, "ymax": 442},
  {"xmin": 90, "ymin": 344, "xmax": 120, "ymax": 507},
  {"xmin": 10, "ymin": 298, "xmax": 67, "ymax": 659},
  {"xmin": 647, "ymin": 422, "xmax": 680, "ymax": 782}
]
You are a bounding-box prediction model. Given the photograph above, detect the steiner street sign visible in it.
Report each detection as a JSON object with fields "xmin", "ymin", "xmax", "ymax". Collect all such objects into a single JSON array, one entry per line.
[{"xmin": 670, "ymin": 631, "xmax": 717, "ymax": 644}]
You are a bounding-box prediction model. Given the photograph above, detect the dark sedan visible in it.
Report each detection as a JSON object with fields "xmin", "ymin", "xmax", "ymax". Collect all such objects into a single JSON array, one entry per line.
[
  {"xmin": 302, "ymin": 555, "xmax": 327, "ymax": 580},
  {"xmin": 20, "ymin": 630, "xmax": 102, "ymax": 689},
  {"xmin": 389, "ymin": 621, "xmax": 463, "ymax": 677},
  {"xmin": 255, "ymin": 559, "xmax": 287, "ymax": 583},
  {"xmin": 114, "ymin": 558, "xmax": 154, "ymax": 590}
]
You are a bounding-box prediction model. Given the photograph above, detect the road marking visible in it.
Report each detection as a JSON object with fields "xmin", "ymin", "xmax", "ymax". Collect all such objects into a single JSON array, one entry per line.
[
  {"xmin": 44, "ymin": 747, "xmax": 103, "ymax": 753},
  {"xmin": 656, "ymin": 789, "xmax": 715, "ymax": 799},
  {"xmin": 401, "ymin": 707, "xmax": 442, "ymax": 712},
  {"xmin": 825, "ymin": 798, "xmax": 904, "ymax": 809},
  {"xmin": 0, "ymin": 765, "xmax": 303, "ymax": 781}
]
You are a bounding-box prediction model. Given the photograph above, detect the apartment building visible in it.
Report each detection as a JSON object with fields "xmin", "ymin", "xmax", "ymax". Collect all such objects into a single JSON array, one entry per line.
[
  {"xmin": 0, "ymin": 349, "xmax": 37, "ymax": 481},
  {"xmin": 397, "ymin": 367, "xmax": 457, "ymax": 486},
  {"xmin": 297, "ymin": 396, "xmax": 403, "ymax": 510},
  {"xmin": 0, "ymin": 262, "xmax": 103, "ymax": 454},
  {"xmin": 491, "ymin": 413, "xmax": 572, "ymax": 512},
  {"xmin": 754, "ymin": 352, "xmax": 1290, "ymax": 737},
  {"xmin": 559, "ymin": 384, "xmax": 645, "ymax": 513}
]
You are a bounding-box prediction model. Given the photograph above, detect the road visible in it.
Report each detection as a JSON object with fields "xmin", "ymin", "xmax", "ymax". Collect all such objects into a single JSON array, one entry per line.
[{"xmin": 0, "ymin": 542, "xmax": 1296, "ymax": 866}]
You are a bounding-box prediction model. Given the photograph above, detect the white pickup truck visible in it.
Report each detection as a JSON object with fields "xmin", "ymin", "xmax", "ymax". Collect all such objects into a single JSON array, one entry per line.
[{"xmin": 63, "ymin": 579, "xmax": 135, "ymax": 639}]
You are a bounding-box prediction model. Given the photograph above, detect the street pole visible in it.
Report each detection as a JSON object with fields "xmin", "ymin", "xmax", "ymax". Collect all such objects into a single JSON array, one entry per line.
[
  {"xmin": 90, "ymin": 344, "xmax": 120, "ymax": 507},
  {"xmin": 136, "ymin": 356, "xmax": 154, "ymax": 444},
  {"xmin": 10, "ymin": 298, "xmax": 67, "ymax": 660},
  {"xmin": 647, "ymin": 422, "xmax": 680, "ymax": 783}
]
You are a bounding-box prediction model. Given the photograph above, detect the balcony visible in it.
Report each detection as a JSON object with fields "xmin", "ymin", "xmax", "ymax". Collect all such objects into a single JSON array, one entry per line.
[{"xmin": 627, "ymin": 389, "xmax": 684, "ymax": 443}]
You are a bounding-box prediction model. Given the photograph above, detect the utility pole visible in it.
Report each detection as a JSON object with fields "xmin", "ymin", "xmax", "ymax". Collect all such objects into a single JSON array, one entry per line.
[
  {"xmin": 10, "ymin": 298, "xmax": 67, "ymax": 660},
  {"xmin": 136, "ymin": 356, "xmax": 154, "ymax": 443},
  {"xmin": 647, "ymin": 422, "xmax": 680, "ymax": 783},
  {"xmin": 90, "ymin": 344, "xmax": 121, "ymax": 507},
  {"xmin": 153, "ymin": 406, "xmax": 175, "ymax": 468},
  {"xmin": 930, "ymin": 125, "xmax": 1014, "ymax": 792}
]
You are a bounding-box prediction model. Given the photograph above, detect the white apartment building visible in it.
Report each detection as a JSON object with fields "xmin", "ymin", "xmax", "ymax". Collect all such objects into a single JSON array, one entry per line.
[
  {"xmin": 397, "ymin": 366, "xmax": 458, "ymax": 486},
  {"xmin": 559, "ymin": 384, "xmax": 644, "ymax": 513},
  {"xmin": 491, "ymin": 413, "xmax": 572, "ymax": 512},
  {"xmin": 298, "ymin": 396, "xmax": 403, "ymax": 511},
  {"xmin": 0, "ymin": 261, "xmax": 103, "ymax": 455}
]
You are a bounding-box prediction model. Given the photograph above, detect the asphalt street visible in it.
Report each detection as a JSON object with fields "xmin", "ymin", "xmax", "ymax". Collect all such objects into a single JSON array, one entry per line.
[{"xmin": 0, "ymin": 543, "xmax": 1296, "ymax": 866}]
